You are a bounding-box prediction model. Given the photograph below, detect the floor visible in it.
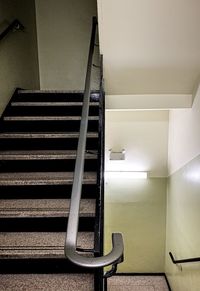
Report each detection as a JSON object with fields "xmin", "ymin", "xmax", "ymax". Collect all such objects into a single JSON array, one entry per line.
[{"xmin": 107, "ymin": 275, "xmax": 169, "ymax": 291}]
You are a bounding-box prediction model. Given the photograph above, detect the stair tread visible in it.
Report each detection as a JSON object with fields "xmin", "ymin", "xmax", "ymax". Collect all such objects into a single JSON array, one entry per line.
[
  {"xmin": 11, "ymin": 101, "xmax": 99, "ymax": 106},
  {"xmin": 4, "ymin": 116, "xmax": 99, "ymax": 121},
  {"xmin": 0, "ymin": 150, "xmax": 97, "ymax": 160},
  {"xmin": 0, "ymin": 232, "xmax": 94, "ymax": 258},
  {"xmin": 0, "ymin": 199, "xmax": 95, "ymax": 218},
  {"xmin": 0, "ymin": 172, "xmax": 96, "ymax": 185},
  {"xmin": 0, "ymin": 132, "xmax": 98, "ymax": 138},
  {"xmin": 0, "ymin": 274, "xmax": 94, "ymax": 290}
]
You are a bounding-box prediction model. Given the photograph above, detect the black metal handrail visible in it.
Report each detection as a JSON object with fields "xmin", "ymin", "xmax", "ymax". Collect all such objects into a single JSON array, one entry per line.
[
  {"xmin": 0, "ymin": 19, "xmax": 24, "ymax": 42},
  {"xmin": 64, "ymin": 16, "xmax": 124, "ymax": 268},
  {"xmin": 169, "ymin": 252, "xmax": 200, "ymax": 264}
]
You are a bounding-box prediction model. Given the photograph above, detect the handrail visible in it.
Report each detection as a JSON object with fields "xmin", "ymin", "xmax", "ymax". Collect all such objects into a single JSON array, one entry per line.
[
  {"xmin": 0, "ymin": 19, "xmax": 24, "ymax": 42},
  {"xmin": 64, "ymin": 16, "xmax": 124, "ymax": 268},
  {"xmin": 169, "ymin": 252, "xmax": 200, "ymax": 264}
]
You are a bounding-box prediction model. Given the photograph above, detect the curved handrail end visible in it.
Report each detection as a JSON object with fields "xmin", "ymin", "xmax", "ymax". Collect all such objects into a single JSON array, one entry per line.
[{"xmin": 65, "ymin": 232, "xmax": 124, "ymax": 269}]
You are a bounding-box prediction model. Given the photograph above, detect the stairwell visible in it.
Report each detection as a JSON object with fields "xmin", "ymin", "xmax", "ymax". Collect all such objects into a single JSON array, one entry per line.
[{"xmin": 0, "ymin": 89, "xmax": 104, "ymax": 290}]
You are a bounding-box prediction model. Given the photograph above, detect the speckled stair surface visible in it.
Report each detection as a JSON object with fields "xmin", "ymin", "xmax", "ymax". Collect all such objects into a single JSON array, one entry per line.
[
  {"xmin": 0, "ymin": 172, "xmax": 96, "ymax": 186},
  {"xmin": 0, "ymin": 273, "xmax": 95, "ymax": 291},
  {"xmin": 0, "ymin": 199, "xmax": 96, "ymax": 217},
  {"xmin": 0, "ymin": 132, "xmax": 98, "ymax": 139},
  {"xmin": 0, "ymin": 89, "xmax": 104, "ymax": 290},
  {"xmin": 107, "ymin": 275, "xmax": 169, "ymax": 291},
  {"xmin": 0, "ymin": 150, "xmax": 97, "ymax": 160},
  {"xmin": 0, "ymin": 232, "xmax": 94, "ymax": 258}
]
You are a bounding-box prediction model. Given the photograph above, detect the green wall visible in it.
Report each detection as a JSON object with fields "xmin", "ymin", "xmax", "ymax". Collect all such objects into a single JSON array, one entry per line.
[
  {"xmin": 105, "ymin": 178, "xmax": 167, "ymax": 272},
  {"xmin": 0, "ymin": 0, "xmax": 40, "ymax": 115},
  {"xmin": 165, "ymin": 154, "xmax": 200, "ymax": 291}
]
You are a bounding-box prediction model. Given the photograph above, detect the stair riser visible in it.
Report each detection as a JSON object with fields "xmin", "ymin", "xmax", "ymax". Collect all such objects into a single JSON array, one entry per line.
[
  {"xmin": 0, "ymin": 217, "xmax": 95, "ymax": 232},
  {"xmin": 0, "ymin": 184, "xmax": 98, "ymax": 199},
  {"xmin": 0, "ymin": 259, "xmax": 97, "ymax": 274},
  {"xmin": 0, "ymin": 138, "xmax": 98, "ymax": 150},
  {"xmin": 1, "ymin": 120, "xmax": 98, "ymax": 132},
  {"xmin": 5, "ymin": 106, "xmax": 99, "ymax": 116},
  {"xmin": 13, "ymin": 93, "xmax": 99, "ymax": 102},
  {"xmin": 0, "ymin": 160, "xmax": 98, "ymax": 172}
]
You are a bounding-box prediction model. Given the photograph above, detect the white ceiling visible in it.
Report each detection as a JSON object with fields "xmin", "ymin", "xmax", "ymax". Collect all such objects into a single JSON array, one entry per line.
[{"xmin": 97, "ymin": 0, "xmax": 200, "ymax": 95}]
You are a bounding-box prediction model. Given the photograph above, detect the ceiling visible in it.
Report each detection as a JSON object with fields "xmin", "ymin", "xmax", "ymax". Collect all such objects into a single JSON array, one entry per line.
[{"xmin": 97, "ymin": 0, "xmax": 200, "ymax": 95}]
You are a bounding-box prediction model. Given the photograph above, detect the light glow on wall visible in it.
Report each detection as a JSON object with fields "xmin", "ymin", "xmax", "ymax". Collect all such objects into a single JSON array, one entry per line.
[{"xmin": 105, "ymin": 171, "xmax": 148, "ymax": 180}]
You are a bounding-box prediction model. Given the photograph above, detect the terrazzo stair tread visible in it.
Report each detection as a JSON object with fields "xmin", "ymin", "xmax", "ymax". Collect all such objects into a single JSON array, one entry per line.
[
  {"xmin": 0, "ymin": 273, "xmax": 94, "ymax": 291},
  {"xmin": 0, "ymin": 132, "xmax": 98, "ymax": 139},
  {"xmin": 107, "ymin": 275, "xmax": 169, "ymax": 291},
  {"xmin": 0, "ymin": 172, "xmax": 97, "ymax": 186},
  {"xmin": 0, "ymin": 199, "xmax": 96, "ymax": 218},
  {"xmin": 4, "ymin": 116, "xmax": 99, "ymax": 121},
  {"xmin": 11, "ymin": 101, "xmax": 99, "ymax": 106},
  {"xmin": 0, "ymin": 150, "xmax": 97, "ymax": 160},
  {"xmin": 0, "ymin": 232, "xmax": 94, "ymax": 258}
]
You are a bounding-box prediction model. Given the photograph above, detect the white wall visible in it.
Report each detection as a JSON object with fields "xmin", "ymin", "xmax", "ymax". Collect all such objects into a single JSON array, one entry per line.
[
  {"xmin": 168, "ymin": 84, "xmax": 200, "ymax": 175},
  {"xmin": 97, "ymin": 0, "xmax": 200, "ymax": 95},
  {"xmin": 105, "ymin": 110, "xmax": 169, "ymax": 177},
  {"xmin": 166, "ymin": 83, "xmax": 200, "ymax": 291},
  {"xmin": 35, "ymin": 0, "xmax": 98, "ymax": 91},
  {"xmin": 0, "ymin": 0, "xmax": 40, "ymax": 115}
]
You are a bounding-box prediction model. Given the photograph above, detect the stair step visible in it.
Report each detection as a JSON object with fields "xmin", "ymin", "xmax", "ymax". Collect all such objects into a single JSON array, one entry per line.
[
  {"xmin": 0, "ymin": 184, "xmax": 98, "ymax": 199},
  {"xmin": 0, "ymin": 232, "xmax": 94, "ymax": 258},
  {"xmin": 0, "ymin": 139, "xmax": 98, "ymax": 151},
  {"xmin": 14, "ymin": 91, "xmax": 99, "ymax": 102},
  {"xmin": 4, "ymin": 116, "xmax": 99, "ymax": 121},
  {"xmin": 0, "ymin": 273, "xmax": 94, "ymax": 290},
  {"xmin": 11, "ymin": 101, "xmax": 99, "ymax": 106},
  {"xmin": 0, "ymin": 217, "xmax": 95, "ymax": 232},
  {"xmin": 0, "ymin": 172, "xmax": 96, "ymax": 186},
  {"xmin": 0, "ymin": 199, "xmax": 95, "ymax": 218},
  {"xmin": 0, "ymin": 150, "xmax": 97, "ymax": 160},
  {"xmin": 0, "ymin": 132, "xmax": 98, "ymax": 139},
  {"xmin": 6, "ymin": 102, "xmax": 99, "ymax": 117}
]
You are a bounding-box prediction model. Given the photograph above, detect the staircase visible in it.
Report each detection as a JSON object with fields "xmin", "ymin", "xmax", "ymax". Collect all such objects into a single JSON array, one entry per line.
[{"xmin": 0, "ymin": 89, "xmax": 104, "ymax": 290}]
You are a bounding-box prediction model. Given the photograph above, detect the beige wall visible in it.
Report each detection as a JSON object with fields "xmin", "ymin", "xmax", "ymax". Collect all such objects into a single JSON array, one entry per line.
[
  {"xmin": 168, "ymin": 84, "xmax": 200, "ymax": 175},
  {"xmin": 105, "ymin": 178, "xmax": 167, "ymax": 272},
  {"xmin": 105, "ymin": 110, "xmax": 168, "ymax": 272},
  {"xmin": 35, "ymin": 0, "xmax": 98, "ymax": 91},
  {"xmin": 166, "ymin": 84, "xmax": 200, "ymax": 290},
  {"xmin": 0, "ymin": 0, "xmax": 40, "ymax": 115}
]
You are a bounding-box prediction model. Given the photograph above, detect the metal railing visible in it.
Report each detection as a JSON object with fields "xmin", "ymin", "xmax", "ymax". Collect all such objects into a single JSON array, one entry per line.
[
  {"xmin": 169, "ymin": 252, "xmax": 200, "ymax": 264},
  {"xmin": 0, "ymin": 19, "xmax": 24, "ymax": 42},
  {"xmin": 64, "ymin": 16, "xmax": 124, "ymax": 268}
]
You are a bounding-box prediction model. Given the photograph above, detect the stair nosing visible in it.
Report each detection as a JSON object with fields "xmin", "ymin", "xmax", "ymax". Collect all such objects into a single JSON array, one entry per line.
[
  {"xmin": 0, "ymin": 132, "xmax": 98, "ymax": 139},
  {"xmin": 4, "ymin": 116, "xmax": 99, "ymax": 121},
  {"xmin": 0, "ymin": 150, "xmax": 97, "ymax": 160},
  {"xmin": 11, "ymin": 102, "xmax": 99, "ymax": 106}
]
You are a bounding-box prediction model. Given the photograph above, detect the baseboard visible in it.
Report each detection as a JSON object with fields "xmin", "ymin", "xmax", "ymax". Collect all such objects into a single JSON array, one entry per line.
[{"xmin": 164, "ymin": 274, "xmax": 172, "ymax": 291}]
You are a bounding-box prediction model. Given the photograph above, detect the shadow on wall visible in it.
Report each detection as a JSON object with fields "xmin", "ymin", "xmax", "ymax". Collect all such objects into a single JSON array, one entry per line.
[{"xmin": 0, "ymin": 0, "xmax": 40, "ymax": 116}]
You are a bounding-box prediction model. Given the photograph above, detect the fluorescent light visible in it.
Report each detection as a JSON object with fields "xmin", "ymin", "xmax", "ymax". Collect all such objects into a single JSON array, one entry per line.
[{"xmin": 105, "ymin": 171, "xmax": 147, "ymax": 179}]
